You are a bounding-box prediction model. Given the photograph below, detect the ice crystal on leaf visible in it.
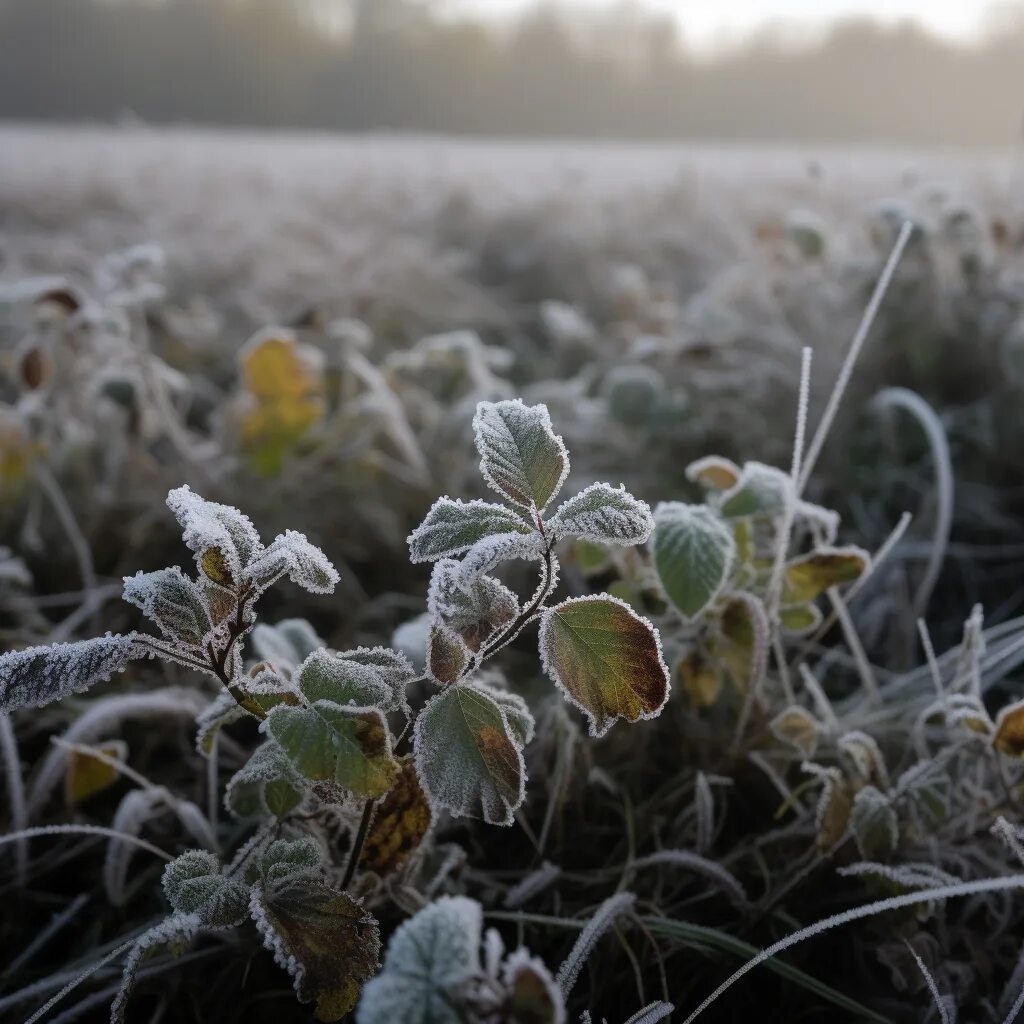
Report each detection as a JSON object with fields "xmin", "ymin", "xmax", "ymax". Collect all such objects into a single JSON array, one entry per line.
[
  {"xmin": 244, "ymin": 530, "xmax": 339, "ymax": 595},
  {"xmin": 408, "ymin": 497, "xmax": 532, "ymax": 564},
  {"xmin": 546, "ymin": 482, "xmax": 653, "ymax": 547},
  {"xmin": 0, "ymin": 633, "xmax": 140, "ymax": 713},
  {"xmin": 472, "ymin": 399, "xmax": 569, "ymax": 511},
  {"xmin": 122, "ymin": 567, "xmax": 213, "ymax": 646}
]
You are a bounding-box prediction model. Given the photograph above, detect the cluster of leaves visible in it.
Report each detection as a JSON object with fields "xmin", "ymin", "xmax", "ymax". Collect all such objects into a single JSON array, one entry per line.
[{"xmin": 0, "ymin": 400, "xmax": 671, "ymax": 1022}]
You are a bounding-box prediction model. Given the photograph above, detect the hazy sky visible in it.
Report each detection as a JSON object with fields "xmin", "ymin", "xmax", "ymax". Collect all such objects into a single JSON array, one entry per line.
[{"xmin": 443, "ymin": 1, "xmax": 999, "ymax": 52}]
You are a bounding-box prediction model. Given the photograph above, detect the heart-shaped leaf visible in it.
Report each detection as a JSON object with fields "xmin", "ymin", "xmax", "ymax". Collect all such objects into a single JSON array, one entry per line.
[
  {"xmin": 414, "ymin": 681, "xmax": 528, "ymax": 826},
  {"xmin": 252, "ymin": 876, "xmax": 380, "ymax": 1022},
  {"xmin": 539, "ymin": 595, "xmax": 669, "ymax": 738},
  {"xmin": 653, "ymin": 503, "xmax": 735, "ymax": 621}
]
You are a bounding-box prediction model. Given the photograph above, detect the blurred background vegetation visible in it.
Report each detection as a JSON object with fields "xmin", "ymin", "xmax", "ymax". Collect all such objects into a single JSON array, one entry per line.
[{"xmin": 1, "ymin": 0, "xmax": 1022, "ymax": 146}]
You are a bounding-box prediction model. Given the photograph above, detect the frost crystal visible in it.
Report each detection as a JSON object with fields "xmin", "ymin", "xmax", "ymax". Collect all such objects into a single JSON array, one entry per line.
[
  {"xmin": 166, "ymin": 484, "xmax": 263, "ymax": 584},
  {"xmin": 428, "ymin": 558, "xmax": 519, "ymax": 648},
  {"xmin": 408, "ymin": 496, "xmax": 531, "ymax": 564},
  {"xmin": 547, "ymin": 482, "xmax": 653, "ymax": 546},
  {"xmin": 244, "ymin": 530, "xmax": 339, "ymax": 594},
  {"xmin": 0, "ymin": 633, "xmax": 140, "ymax": 713},
  {"xmin": 356, "ymin": 896, "xmax": 482, "ymax": 1024},
  {"xmin": 472, "ymin": 399, "xmax": 570, "ymax": 511},
  {"xmin": 459, "ymin": 530, "xmax": 545, "ymax": 579},
  {"xmin": 123, "ymin": 567, "xmax": 212, "ymax": 646}
]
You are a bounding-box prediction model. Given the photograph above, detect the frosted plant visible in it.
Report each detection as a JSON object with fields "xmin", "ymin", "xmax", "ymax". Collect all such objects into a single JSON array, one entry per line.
[{"xmin": 408, "ymin": 399, "xmax": 669, "ymax": 824}]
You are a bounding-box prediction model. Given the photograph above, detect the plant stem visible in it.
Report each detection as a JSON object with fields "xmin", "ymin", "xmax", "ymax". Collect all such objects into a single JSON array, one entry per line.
[{"xmin": 341, "ymin": 798, "xmax": 376, "ymax": 890}]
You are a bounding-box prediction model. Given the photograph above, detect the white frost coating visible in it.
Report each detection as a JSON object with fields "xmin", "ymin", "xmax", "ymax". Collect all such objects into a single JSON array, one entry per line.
[
  {"xmin": 336, "ymin": 646, "xmax": 416, "ymax": 707},
  {"xmin": 546, "ymin": 482, "xmax": 653, "ymax": 546},
  {"xmin": 109, "ymin": 913, "xmax": 201, "ymax": 1024},
  {"xmin": 794, "ymin": 501, "xmax": 841, "ymax": 543},
  {"xmin": 837, "ymin": 730, "xmax": 889, "ymax": 787},
  {"xmin": 501, "ymin": 948, "xmax": 566, "ymax": 1024},
  {"xmin": 837, "ymin": 860, "xmax": 960, "ymax": 889},
  {"xmin": 716, "ymin": 461, "xmax": 793, "ymax": 519},
  {"xmin": 123, "ymin": 567, "xmax": 212, "ymax": 644},
  {"xmin": 295, "ymin": 648, "xmax": 396, "ymax": 709},
  {"xmin": 850, "ymin": 786, "xmax": 898, "ymax": 859},
  {"xmin": 427, "ymin": 558, "xmax": 519, "ymax": 637},
  {"xmin": 459, "ymin": 530, "xmax": 545, "ymax": 579},
  {"xmin": 196, "ymin": 690, "xmax": 247, "ymax": 757},
  {"xmin": 244, "ymin": 530, "xmax": 339, "ymax": 594},
  {"xmin": 625, "ymin": 1002, "xmax": 676, "ymax": 1024},
  {"xmin": 472, "ymin": 399, "xmax": 570, "ymax": 511},
  {"xmin": 356, "ymin": 896, "xmax": 482, "ymax": 1024},
  {"xmin": 0, "ymin": 633, "xmax": 141, "ymax": 714},
  {"xmin": 484, "ymin": 684, "xmax": 536, "ymax": 748},
  {"xmin": 407, "ymin": 496, "xmax": 531, "ymax": 564},
  {"xmin": 225, "ymin": 742, "xmax": 305, "ymax": 818},
  {"xmin": 555, "ymin": 891, "xmax": 637, "ymax": 996},
  {"xmin": 537, "ymin": 593, "xmax": 670, "ymax": 739},
  {"xmin": 166, "ymin": 485, "xmax": 263, "ymax": 581},
  {"xmin": 503, "ymin": 861, "xmax": 562, "ymax": 909},
  {"xmin": 413, "ymin": 681, "xmax": 528, "ymax": 826}
]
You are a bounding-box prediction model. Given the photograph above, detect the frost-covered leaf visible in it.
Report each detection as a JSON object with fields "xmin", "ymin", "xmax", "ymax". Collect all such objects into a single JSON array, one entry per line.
[
  {"xmin": 111, "ymin": 914, "xmax": 200, "ymax": 1024},
  {"xmin": 783, "ymin": 547, "xmax": 870, "ymax": 603},
  {"xmin": 265, "ymin": 700, "xmax": 398, "ymax": 798},
  {"xmin": 712, "ymin": 593, "xmax": 769, "ymax": 691},
  {"xmin": 251, "ymin": 836, "xmax": 322, "ymax": 885},
  {"xmin": 547, "ymin": 483, "xmax": 653, "ymax": 547},
  {"xmin": 356, "ymin": 896, "xmax": 482, "ymax": 1024},
  {"xmin": 123, "ymin": 567, "xmax": 212, "ymax": 646},
  {"xmin": 473, "ymin": 399, "xmax": 569, "ymax": 510},
  {"xmin": 166, "ymin": 485, "xmax": 263, "ymax": 587},
  {"xmin": 245, "ymin": 530, "xmax": 339, "ymax": 594},
  {"xmin": 161, "ymin": 850, "xmax": 249, "ymax": 928},
  {"xmin": 254, "ymin": 618, "xmax": 326, "ymax": 667},
  {"xmin": 408, "ymin": 497, "xmax": 531, "ymax": 564},
  {"xmin": 678, "ymin": 650, "xmax": 722, "ymax": 709},
  {"xmin": 225, "ymin": 741, "xmax": 306, "ymax": 819},
  {"xmin": 460, "ymin": 530, "xmax": 545, "ymax": 578},
  {"xmin": 717, "ymin": 462, "xmax": 791, "ymax": 519},
  {"xmin": 252, "ymin": 876, "xmax": 380, "ymax": 1022},
  {"xmin": 685, "ymin": 455, "xmax": 741, "ymax": 491},
  {"xmin": 196, "ymin": 690, "xmax": 249, "ymax": 756},
  {"xmin": 502, "ymin": 948, "xmax": 566, "ymax": 1024},
  {"xmin": 428, "ymin": 623, "xmax": 470, "ymax": 685},
  {"xmin": 0, "ymin": 633, "xmax": 140, "ymax": 713},
  {"xmin": 850, "ymin": 786, "xmax": 898, "ymax": 861},
  {"xmin": 414, "ymin": 681, "xmax": 527, "ymax": 826},
  {"xmin": 336, "ymin": 647, "xmax": 417, "ymax": 707},
  {"xmin": 539, "ymin": 595, "xmax": 669, "ymax": 738},
  {"xmin": 360, "ymin": 756, "xmax": 433, "ymax": 877},
  {"xmin": 296, "ymin": 649, "xmax": 398, "ymax": 710},
  {"xmin": 653, "ymin": 503, "xmax": 735, "ymax": 621},
  {"xmin": 65, "ymin": 739, "xmax": 127, "ymax": 805},
  {"xmin": 428, "ymin": 558, "xmax": 519, "ymax": 652},
  {"xmin": 487, "ymin": 687, "xmax": 536, "ymax": 748},
  {"xmin": 838, "ymin": 731, "xmax": 889, "ymax": 787},
  {"xmin": 810, "ymin": 767, "xmax": 853, "ymax": 852},
  {"xmin": 769, "ymin": 706, "xmax": 821, "ymax": 756},
  {"xmin": 994, "ymin": 699, "xmax": 1024, "ymax": 757},
  {"xmin": 779, "ymin": 603, "xmax": 822, "ymax": 636}
]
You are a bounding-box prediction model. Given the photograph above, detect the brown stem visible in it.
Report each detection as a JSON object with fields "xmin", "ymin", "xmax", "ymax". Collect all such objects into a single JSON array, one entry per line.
[{"xmin": 341, "ymin": 798, "xmax": 376, "ymax": 890}]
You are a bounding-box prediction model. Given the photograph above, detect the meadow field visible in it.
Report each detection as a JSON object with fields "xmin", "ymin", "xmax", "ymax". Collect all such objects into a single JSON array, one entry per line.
[{"xmin": 3, "ymin": 126, "xmax": 1024, "ymax": 1023}]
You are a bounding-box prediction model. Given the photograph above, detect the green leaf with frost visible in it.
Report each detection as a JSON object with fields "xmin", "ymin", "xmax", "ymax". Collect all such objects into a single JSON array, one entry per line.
[
  {"xmin": 414, "ymin": 681, "xmax": 529, "ymax": 826},
  {"xmin": 356, "ymin": 896, "xmax": 482, "ymax": 1024},
  {"xmin": 123, "ymin": 567, "xmax": 212, "ymax": 646},
  {"xmin": 472, "ymin": 399, "xmax": 569, "ymax": 510},
  {"xmin": 716, "ymin": 462, "xmax": 791, "ymax": 518},
  {"xmin": 653, "ymin": 503, "xmax": 735, "ymax": 621},
  {"xmin": 547, "ymin": 482, "xmax": 653, "ymax": 546},
  {"xmin": 264, "ymin": 701, "xmax": 399, "ymax": 798},
  {"xmin": 408, "ymin": 497, "xmax": 532, "ymax": 563}
]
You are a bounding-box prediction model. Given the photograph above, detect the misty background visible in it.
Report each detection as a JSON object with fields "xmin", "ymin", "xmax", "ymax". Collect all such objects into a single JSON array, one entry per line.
[{"xmin": 0, "ymin": 0, "xmax": 1022, "ymax": 147}]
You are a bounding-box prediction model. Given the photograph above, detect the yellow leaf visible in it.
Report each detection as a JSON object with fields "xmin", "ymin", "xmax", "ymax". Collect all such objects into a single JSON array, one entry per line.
[
  {"xmin": 783, "ymin": 547, "xmax": 869, "ymax": 604},
  {"xmin": 713, "ymin": 593, "xmax": 768, "ymax": 691},
  {"xmin": 995, "ymin": 700, "xmax": 1024, "ymax": 757},
  {"xmin": 200, "ymin": 547, "xmax": 234, "ymax": 588},
  {"xmin": 360, "ymin": 757, "xmax": 433, "ymax": 877},
  {"xmin": 770, "ymin": 707, "xmax": 820, "ymax": 756},
  {"xmin": 237, "ymin": 331, "xmax": 326, "ymax": 475},
  {"xmin": 817, "ymin": 777, "xmax": 853, "ymax": 852},
  {"xmin": 678, "ymin": 650, "xmax": 722, "ymax": 709},
  {"xmin": 65, "ymin": 741, "xmax": 127, "ymax": 805}
]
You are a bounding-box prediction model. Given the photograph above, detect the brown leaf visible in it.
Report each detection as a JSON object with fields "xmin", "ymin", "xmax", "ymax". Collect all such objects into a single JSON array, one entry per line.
[{"xmin": 360, "ymin": 757, "xmax": 433, "ymax": 877}]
